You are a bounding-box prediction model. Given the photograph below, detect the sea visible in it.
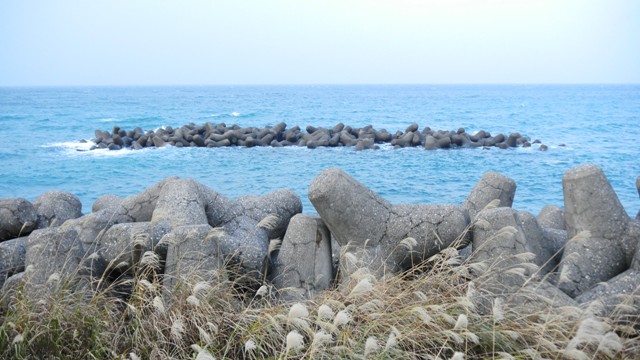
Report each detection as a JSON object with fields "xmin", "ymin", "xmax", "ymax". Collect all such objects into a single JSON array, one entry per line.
[{"xmin": 0, "ymin": 85, "xmax": 639, "ymax": 217}]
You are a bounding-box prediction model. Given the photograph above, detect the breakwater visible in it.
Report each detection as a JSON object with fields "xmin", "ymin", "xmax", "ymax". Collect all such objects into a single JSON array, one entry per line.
[{"xmin": 88, "ymin": 122, "xmax": 546, "ymax": 151}]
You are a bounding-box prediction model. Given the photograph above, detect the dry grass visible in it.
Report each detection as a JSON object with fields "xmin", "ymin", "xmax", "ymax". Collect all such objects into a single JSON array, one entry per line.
[{"xmin": 1, "ymin": 242, "xmax": 639, "ymax": 359}]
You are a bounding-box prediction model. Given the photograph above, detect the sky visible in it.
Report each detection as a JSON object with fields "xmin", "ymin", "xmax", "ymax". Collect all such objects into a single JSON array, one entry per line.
[{"xmin": 0, "ymin": 0, "xmax": 639, "ymax": 86}]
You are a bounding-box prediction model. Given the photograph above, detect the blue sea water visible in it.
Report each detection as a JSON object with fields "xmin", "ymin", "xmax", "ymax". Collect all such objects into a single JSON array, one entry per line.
[{"xmin": 0, "ymin": 85, "xmax": 639, "ymax": 217}]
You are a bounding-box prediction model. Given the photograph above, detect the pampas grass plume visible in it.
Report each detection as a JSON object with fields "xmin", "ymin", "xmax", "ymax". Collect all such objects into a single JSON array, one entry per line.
[
  {"xmin": 286, "ymin": 330, "xmax": 305, "ymax": 353},
  {"xmin": 152, "ymin": 296, "xmax": 165, "ymax": 314},
  {"xmin": 288, "ymin": 302, "xmax": 309, "ymax": 320},
  {"xmin": 364, "ymin": 336, "xmax": 379, "ymax": 357},
  {"xmin": 244, "ymin": 339, "xmax": 257, "ymax": 353},
  {"xmin": 333, "ymin": 310, "xmax": 352, "ymax": 327},
  {"xmin": 317, "ymin": 304, "xmax": 335, "ymax": 321},
  {"xmin": 348, "ymin": 278, "xmax": 373, "ymax": 298},
  {"xmin": 454, "ymin": 314, "xmax": 468, "ymax": 330}
]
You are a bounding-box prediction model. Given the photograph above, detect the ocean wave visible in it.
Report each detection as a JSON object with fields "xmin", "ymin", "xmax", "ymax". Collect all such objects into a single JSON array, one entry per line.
[
  {"xmin": 42, "ymin": 140, "xmax": 95, "ymax": 152},
  {"xmin": 99, "ymin": 118, "xmax": 117, "ymax": 122}
]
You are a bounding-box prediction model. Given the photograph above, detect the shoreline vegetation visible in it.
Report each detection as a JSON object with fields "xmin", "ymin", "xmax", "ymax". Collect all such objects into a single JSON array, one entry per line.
[
  {"xmin": 0, "ymin": 165, "xmax": 639, "ymax": 359},
  {"xmin": 87, "ymin": 122, "xmax": 550, "ymax": 152}
]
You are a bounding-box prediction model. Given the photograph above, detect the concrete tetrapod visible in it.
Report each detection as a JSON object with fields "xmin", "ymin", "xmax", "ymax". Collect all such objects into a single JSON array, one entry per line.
[
  {"xmin": 271, "ymin": 214, "xmax": 333, "ymax": 299},
  {"xmin": 557, "ymin": 164, "xmax": 640, "ymax": 298},
  {"xmin": 309, "ymin": 168, "xmax": 469, "ymax": 280}
]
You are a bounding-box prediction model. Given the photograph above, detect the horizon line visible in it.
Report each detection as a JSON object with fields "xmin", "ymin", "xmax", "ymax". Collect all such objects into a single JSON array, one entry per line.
[{"xmin": 1, "ymin": 82, "xmax": 639, "ymax": 88}]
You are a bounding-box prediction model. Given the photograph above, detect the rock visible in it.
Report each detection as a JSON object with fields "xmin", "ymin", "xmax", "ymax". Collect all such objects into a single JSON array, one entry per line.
[
  {"xmin": 472, "ymin": 207, "xmax": 555, "ymax": 275},
  {"xmin": 236, "ymin": 189, "xmax": 303, "ymax": 239},
  {"xmin": 309, "ymin": 168, "xmax": 468, "ymax": 278},
  {"xmin": 557, "ymin": 164, "xmax": 639, "ymax": 297},
  {"xmin": 0, "ymin": 237, "xmax": 27, "ymax": 289},
  {"xmin": 574, "ymin": 269, "xmax": 640, "ymax": 304},
  {"xmin": 271, "ymin": 215, "xmax": 333, "ymax": 298},
  {"xmin": 0, "ymin": 198, "xmax": 37, "ymax": 241},
  {"xmin": 506, "ymin": 133, "xmax": 520, "ymax": 147},
  {"xmin": 23, "ymin": 227, "xmax": 88, "ymax": 299},
  {"xmin": 541, "ymin": 227, "xmax": 567, "ymax": 265},
  {"xmin": 95, "ymin": 222, "xmax": 162, "ymax": 275},
  {"xmin": 33, "ymin": 191, "xmax": 82, "ymax": 229},
  {"xmin": 461, "ymin": 171, "xmax": 517, "ymax": 222},
  {"xmin": 0, "ymin": 272, "xmax": 24, "ymax": 309},
  {"xmin": 309, "ymin": 168, "xmax": 390, "ymax": 249},
  {"xmin": 92, "ymin": 194, "xmax": 123, "ymax": 212},
  {"xmin": 384, "ymin": 204, "xmax": 469, "ymax": 271},
  {"xmin": 160, "ymin": 224, "xmax": 218, "ymax": 295},
  {"xmin": 405, "ymin": 123, "xmax": 419, "ymax": 133},
  {"xmin": 151, "ymin": 179, "xmax": 210, "ymax": 227},
  {"xmin": 212, "ymin": 215, "xmax": 270, "ymax": 285},
  {"xmin": 505, "ymin": 280, "xmax": 578, "ymax": 312},
  {"xmin": 537, "ymin": 205, "xmax": 565, "ymax": 230},
  {"xmin": 424, "ymin": 135, "xmax": 437, "ymax": 150}
]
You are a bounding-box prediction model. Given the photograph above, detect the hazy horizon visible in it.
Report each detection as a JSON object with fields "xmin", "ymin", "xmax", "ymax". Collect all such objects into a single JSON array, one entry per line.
[{"xmin": 1, "ymin": 0, "xmax": 639, "ymax": 87}]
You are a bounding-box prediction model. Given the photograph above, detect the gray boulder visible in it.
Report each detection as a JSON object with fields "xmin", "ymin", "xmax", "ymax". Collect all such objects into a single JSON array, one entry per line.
[
  {"xmin": 558, "ymin": 164, "xmax": 639, "ymax": 297},
  {"xmin": 0, "ymin": 198, "xmax": 37, "ymax": 241},
  {"xmin": 309, "ymin": 168, "xmax": 469, "ymax": 279},
  {"xmin": 236, "ymin": 189, "xmax": 303, "ymax": 239},
  {"xmin": 96, "ymin": 222, "xmax": 165, "ymax": 275},
  {"xmin": 271, "ymin": 215, "xmax": 333, "ymax": 298},
  {"xmin": 309, "ymin": 168, "xmax": 390, "ymax": 249},
  {"xmin": 213, "ymin": 215, "xmax": 270, "ymax": 284},
  {"xmin": 575, "ymin": 269, "xmax": 640, "ymax": 304},
  {"xmin": 461, "ymin": 171, "xmax": 516, "ymax": 221},
  {"xmin": 537, "ymin": 205, "xmax": 565, "ymax": 230},
  {"xmin": 160, "ymin": 224, "xmax": 217, "ymax": 295},
  {"xmin": 0, "ymin": 272, "xmax": 24, "ymax": 309},
  {"xmin": 151, "ymin": 178, "xmax": 210, "ymax": 227},
  {"xmin": 637, "ymin": 175, "xmax": 640, "ymax": 220},
  {"xmin": 384, "ymin": 204, "xmax": 469, "ymax": 271},
  {"xmin": 0, "ymin": 236, "xmax": 27, "ymax": 289},
  {"xmin": 472, "ymin": 207, "xmax": 555, "ymax": 275},
  {"xmin": 541, "ymin": 227, "xmax": 567, "ymax": 265},
  {"xmin": 92, "ymin": 194, "xmax": 123, "ymax": 212},
  {"xmin": 33, "ymin": 191, "xmax": 82, "ymax": 229},
  {"xmin": 504, "ymin": 280, "xmax": 577, "ymax": 313},
  {"xmin": 23, "ymin": 227, "xmax": 88, "ymax": 299}
]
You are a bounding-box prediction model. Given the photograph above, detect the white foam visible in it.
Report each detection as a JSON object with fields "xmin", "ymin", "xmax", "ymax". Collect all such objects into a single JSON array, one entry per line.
[
  {"xmin": 99, "ymin": 118, "xmax": 117, "ymax": 122},
  {"xmin": 43, "ymin": 140, "xmax": 95, "ymax": 152},
  {"xmin": 230, "ymin": 112, "xmax": 240, "ymax": 117}
]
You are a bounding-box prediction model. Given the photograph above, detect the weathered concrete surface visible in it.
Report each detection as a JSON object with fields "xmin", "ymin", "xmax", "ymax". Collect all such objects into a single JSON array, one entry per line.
[
  {"xmin": 161, "ymin": 224, "xmax": 217, "ymax": 295},
  {"xmin": 96, "ymin": 222, "xmax": 166, "ymax": 275},
  {"xmin": 537, "ymin": 205, "xmax": 565, "ymax": 230},
  {"xmin": 0, "ymin": 236, "xmax": 27, "ymax": 289},
  {"xmin": 541, "ymin": 227, "xmax": 567, "ymax": 265},
  {"xmin": 461, "ymin": 171, "xmax": 516, "ymax": 221},
  {"xmin": 23, "ymin": 227, "xmax": 88, "ymax": 299},
  {"xmin": 151, "ymin": 179, "xmax": 210, "ymax": 227},
  {"xmin": 558, "ymin": 164, "xmax": 639, "ymax": 297},
  {"xmin": 309, "ymin": 168, "xmax": 469, "ymax": 278},
  {"xmin": 384, "ymin": 204, "xmax": 469, "ymax": 271},
  {"xmin": 272, "ymin": 214, "xmax": 333, "ymax": 298},
  {"xmin": 0, "ymin": 198, "xmax": 37, "ymax": 241},
  {"xmin": 33, "ymin": 191, "xmax": 82, "ymax": 229},
  {"xmin": 309, "ymin": 168, "xmax": 391, "ymax": 248},
  {"xmin": 472, "ymin": 207, "xmax": 555, "ymax": 274},
  {"xmin": 92, "ymin": 194, "xmax": 123, "ymax": 213},
  {"xmin": 237, "ymin": 189, "xmax": 303, "ymax": 239},
  {"xmin": 575, "ymin": 269, "xmax": 640, "ymax": 304}
]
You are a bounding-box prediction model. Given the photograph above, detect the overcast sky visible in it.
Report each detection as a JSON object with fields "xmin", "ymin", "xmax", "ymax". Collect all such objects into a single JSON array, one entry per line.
[{"xmin": 1, "ymin": 0, "xmax": 639, "ymax": 86}]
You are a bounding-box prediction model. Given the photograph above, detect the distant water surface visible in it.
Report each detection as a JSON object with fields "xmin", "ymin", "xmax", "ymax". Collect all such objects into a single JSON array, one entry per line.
[{"xmin": 0, "ymin": 85, "xmax": 638, "ymax": 216}]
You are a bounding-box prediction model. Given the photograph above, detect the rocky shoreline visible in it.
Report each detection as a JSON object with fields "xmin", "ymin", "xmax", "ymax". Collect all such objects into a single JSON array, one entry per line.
[
  {"xmin": 1, "ymin": 165, "xmax": 638, "ymax": 312},
  {"xmin": 86, "ymin": 122, "xmax": 550, "ymax": 151}
]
